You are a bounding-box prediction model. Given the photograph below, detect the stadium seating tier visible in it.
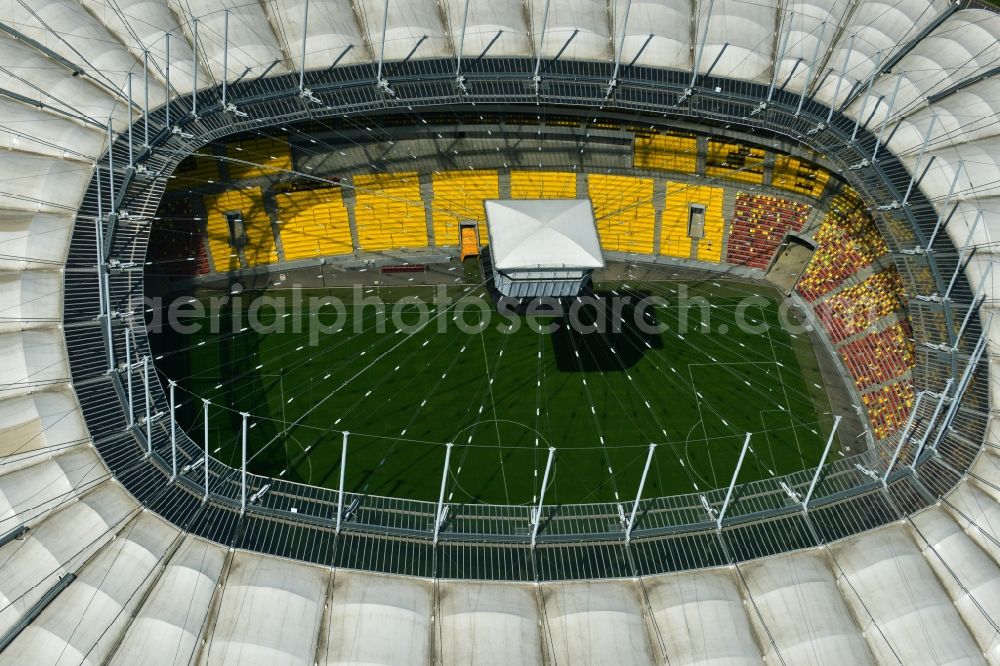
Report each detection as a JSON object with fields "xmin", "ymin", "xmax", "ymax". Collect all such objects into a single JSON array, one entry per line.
[
  {"xmin": 353, "ymin": 172, "xmax": 428, "ymax": 251},
  {"xmin": 726, "ymin": 192, "xmax": 811, "ymax": 269},
  {"xmin": 588, "ymin": 174, "xmax": 656, "ymax": 254},
  {"xmin": 275, "ymin": 188, "xmax": 354, "ymax": 260},
  {"xmin": 430, "ymin": 171, "xmax": 499, "ymax": 246}
]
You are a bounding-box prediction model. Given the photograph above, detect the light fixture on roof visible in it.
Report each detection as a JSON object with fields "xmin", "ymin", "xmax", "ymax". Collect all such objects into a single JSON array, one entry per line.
[
  {"xmin": 377, "ymin": 77, "xmax": 395, "ymax": 96},
  {"xmin": 299, "ymin": 88, "xmax": 322, "ymax": 104}
]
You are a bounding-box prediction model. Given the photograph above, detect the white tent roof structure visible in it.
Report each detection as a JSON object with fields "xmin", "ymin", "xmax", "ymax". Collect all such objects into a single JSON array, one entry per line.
[
  {"xmin": 0, "ymin": 0, "xmax": 998, "ymax": 662},
  {"xmin": 485, "ymin": 199, "xmax": 605, "ymax": 271}
]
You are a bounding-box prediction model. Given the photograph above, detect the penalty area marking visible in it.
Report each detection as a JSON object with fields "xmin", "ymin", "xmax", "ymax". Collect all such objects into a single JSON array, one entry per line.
[{"xmin": 688, "ymin": 359, "xmax": 792, "ymax": 487}]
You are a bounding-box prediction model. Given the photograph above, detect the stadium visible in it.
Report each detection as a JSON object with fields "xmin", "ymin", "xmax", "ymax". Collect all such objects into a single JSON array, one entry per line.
[{"xmin": 0, "ymin": 0, "xmax": 998, "ymax": 663}]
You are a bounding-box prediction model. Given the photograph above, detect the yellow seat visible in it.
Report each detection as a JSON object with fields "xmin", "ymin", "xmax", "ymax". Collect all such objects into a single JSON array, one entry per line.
[
  {"xmin": 660, "ymin": 182, "xmax": 724, "ymax": 262},
  {"xmin": 633, "ymin": 133, "xmax": 697, "ymax": 173},
  {"xmin": 353, "ymin": 173, "xmax": 428, "ymax": 251},
  {"xmin": 510, "ymin": 171, "xmax": 576, "ymax": 199},
  {"xmin": 275, "ymin": 189, "xmax": 354, "ymax": 260},
  {"xmin": 226, "ymin": 136, "xmax": 293, "ymax": 180},
  {"xmin": 167, "ymin": 154, "xmax": 218, "ymax": 190},
  {"xmin": 706, "ymin": 140, "xmax": 765, "ymax": 185},
  {"xmin": 772, "ymin": 154, "xmax": 830, "ymax": 198},
  {"xmin": 588, "ymin": 174, "xmax": 655, "ymax": 254},
  {"xmin": 431, "ymin": 171, "xmax": 499, "ymax": 246},
  {"xmin": 203, "ymin": 187, "xmax": 277, "ymax": 270}
]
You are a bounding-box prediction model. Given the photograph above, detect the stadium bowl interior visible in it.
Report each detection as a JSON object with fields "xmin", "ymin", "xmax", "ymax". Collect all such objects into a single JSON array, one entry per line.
[{"xmin": 1, "ymin": 0, "xmax": 1000, "ymax": 663}]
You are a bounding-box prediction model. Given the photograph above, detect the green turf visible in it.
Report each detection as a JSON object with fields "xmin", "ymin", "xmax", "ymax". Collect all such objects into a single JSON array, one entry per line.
[{"xmin": 150, "ymin": 277, "xmax": 837, "ymax": 505}]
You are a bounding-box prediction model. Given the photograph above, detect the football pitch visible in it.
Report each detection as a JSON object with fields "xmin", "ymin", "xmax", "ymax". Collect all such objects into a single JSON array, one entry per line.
[{"xmin": 150, "ymin": 276, "xmax": 838, "ymax": 505}]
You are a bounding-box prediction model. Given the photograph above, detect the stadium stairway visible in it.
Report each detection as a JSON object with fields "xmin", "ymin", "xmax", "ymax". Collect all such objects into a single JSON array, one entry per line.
[{"xmin": 460, "ymin": 226, "xmax": 479, "ymax": 261}]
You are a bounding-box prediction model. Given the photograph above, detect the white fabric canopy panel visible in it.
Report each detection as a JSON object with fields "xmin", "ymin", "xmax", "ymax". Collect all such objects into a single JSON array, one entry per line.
[
  {"xmin": 772, "ymin": 0, "xmax": 852, "ymax": 95},
  {"xmin": 323, "ymin": 570, "xmax": 433, "ymax": 665},
  {"xmin": 0, "ymin": 329, "xmax": 70, "ymax": 399},
  {"xmin": 0, "ymin": 271, "xmax": 63, "ymax": 331},
  {"xmin": 932, "ymin": 201, "xmax": 998, "ymax": 305},
  {"xmin": 0, "ymin": 98, "xmax": 106, "ymax": 161},
  {"xmin": 0, "ymin": 482, "xmax": 134, "ymax": 637},
  {"xmin": 742, "ymin": 551, "xmax": 872, "ymax": 664},
  {"xmin": 109, "ymin": 536, "xmax": 226, "ymax": 666},
  {"xmin": 910, "ymin": 136, "xmax": 1000, "ymax": 206},
  {"xmin": 886, "ymin": 77, "xmax": 1000, "ymax": 156},
  {"xmin": 0, "ymin": 212, "xmax": 74, "ymax": 270},
  {"xmin": 910, "ymin": 507, "xmax": 1000, "ymax": 662},
  {"xmin": 0, "ymin": 512, "xmax": 178, "ymax": 666},
  {"xmin": 203, "ymin": 551, "xmax": 327, "ymax": 666},
  {"xmin": 614, "ymin": 0, "xmax": 691, "ymax": 71},
  {"xmin": 443, "ymin": 0, "xmax": 531, "ymax": 58},
  {"xmin": 945, "ymin": 482, "xmax": 1000, "ymax": 566},
  {"xmin": 541, "ymin": 580, "xmax": 655, "ymax": 665},
  {"xmin": 167, "ymin": 0, "xmax": 289, "ymax": 81},
  {"xmin": 831, "ymin": 525, "xmax": 985, "ymax": 665},
  {"xmin": 970, "ymin": 437, "xmax": 1000, "ymax": 499},
  {"xmin": 528, "ymin": 0, "xmax": 611, "ymax": 62},
  {"xmin": 0, "ymin": 448, "xmax": 106, "ymax": 527},
  {"xmin": 812, "ymin": 0, "xmax": 951, "ymax": 108},
  {"xmin": 485, "ymin": 199, "xmax": 604, "ymax": 271},
  {"xmin": 0, "ymin": 153, "xmax": 93, "ymax": 214},
  {"xmin": 0, "ymin": 35, "xmax": 131, "ymax": 130},
  {"xmin": 438, "ymin": 581, "xmax": 543, "ymax": 665},
  {"xmin": 9, "ymin": 0, "xmax": 167, "ymax": 106},
  {"xmin": 356, "ymin": 0, "xmax": 451, "ymax": 63},
  {"xmin": 0, "ymin": 389, "xmax": 87, "ymax": 469},
  {"xmin": 643, "ymin": 567, "xmax": 763, "ymax": 665},
  {"xmin": 269, "ymin": 0, "xmax": 368, "ymax": 70},
  {"xmin": 845, "ymin": 11, "xmax": 1000, "ymax": 134},
  {"xmin": 694, "ymin": 0, "xmax": 778, "ymax": 82},
  {"xmin": 79, "ymin": 0, "xmax": 202, "ymax": 92}
]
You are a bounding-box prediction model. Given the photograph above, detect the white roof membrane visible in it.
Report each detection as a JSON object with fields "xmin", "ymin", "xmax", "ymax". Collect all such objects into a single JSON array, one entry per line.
[
  {"xmin": 772, "ymin": 0, "xmax": 852, "ymax": 95},
  {"xmin": 0, "ymin": 448, "xmax": 106, "ymax": 527},
  {"xmin": 529, "ymin": 0, "xmax": 611, "ymax": 61},
  {"xmin": 614, "ymin": 0, "xmax": 691, "ymax": 71},
  {"xmin": 203, "ymin": 551, "xmax": 327, "ymax": 666},
  {"xmin": 0, "ymin": 212, "xmax": 74, "ymax": 270},
  {"xmin": 485, "ymin": 198, "xmax": 605, "ymax": 271},
  {"xmin": 742, "ymin": 551, "xmax": 872, "ymax": 665},
  {"xmin": 845, "ymin": 11, "xmax": 1000, "ymax": 133},
  {"xmin": 79, "ymin": 0, "xmax": 203, "ymax": 92},
  {"xmin": 109, "ymin": 536, "xmax": 227, "ymax": 666},
  {"xmin": 167, "ymin": 0, "xmax": 289, "ymax": 81},
  {"xmin": 9, "ymin": 0, "xmax": 167, "ymax": 105},
  {"xmin": 542, "ymin": 580, "xmax": 656, "ymax": 665},
  {"xmin": 269, "ymin": 0, "xmax": 368, "ymax": 70},
  {"xmin": 813, "ymin": 0, "xmax": 952, "ymax": 108},
  {"xmin": 910, "ymin": 507, "xmax": 1000, "ymax": 662},
  {"xmin": 0, "ymin": 482, "xmax": 134, "ymax": 639},
  {"xmin": 831, "ymin": 525, "xmax": 985, "ymax": 665},
  {"xmin": 356, "ymin": 0, "xmax": 451, "ymax": 62},
  {"xmin": 438, "ymin": 581, "xmax": 543, "ymax": 665},
  {"xmin": 644, "ymin": 568, "xmax": 763, "ymax": 665},
  {"xmin": 0, "ymin": 512, "xmax": 178, "ymax": 666},
  {"xmin": 0, "ymin": 271, "xmax": 63, "ymax": 331},
  {"xmin": 323, "ymin": 570, "xmax": 433, "ymax": 665},
  {"xmin": 443, "ymin": 0, "xmax": 531, "ymax": 58},
  {"xmin": 695, "ymin": 0, "xmax": 778, "ymax": 82},
  {"xmin": 0, "ymin": 390, "xmax": 87, "ymax": 470}
]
